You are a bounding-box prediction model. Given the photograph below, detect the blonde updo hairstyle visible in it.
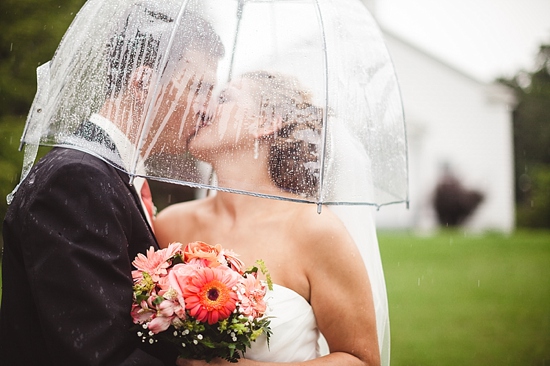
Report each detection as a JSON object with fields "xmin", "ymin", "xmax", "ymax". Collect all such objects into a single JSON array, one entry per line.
[{"xmin": 241, "ymin": 71, "xmax": 324, "ymax": 198}]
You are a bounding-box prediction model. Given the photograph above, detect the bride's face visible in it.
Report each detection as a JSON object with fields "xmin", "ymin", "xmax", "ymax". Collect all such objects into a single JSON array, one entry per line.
[{"xmin": 188, "ymin": 78, "xmax": 261, "ymax": 161}]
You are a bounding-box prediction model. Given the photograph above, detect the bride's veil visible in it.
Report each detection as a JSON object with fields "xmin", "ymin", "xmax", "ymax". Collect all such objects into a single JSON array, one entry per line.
[{"xmin": 323, "ymin": 122, "xmax": 391, "ymax": 365}]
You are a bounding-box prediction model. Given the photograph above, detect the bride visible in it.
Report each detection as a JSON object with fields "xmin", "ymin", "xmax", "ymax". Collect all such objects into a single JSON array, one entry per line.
[{"xmin": 155, "ymin": 71, "xmax": 381, "ymax": 366}]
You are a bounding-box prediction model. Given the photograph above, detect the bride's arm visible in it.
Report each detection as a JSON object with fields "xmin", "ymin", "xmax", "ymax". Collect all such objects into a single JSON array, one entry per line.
[{"xmin": 306, "ymin": 215, "xmax": 380, "ymax": 366}]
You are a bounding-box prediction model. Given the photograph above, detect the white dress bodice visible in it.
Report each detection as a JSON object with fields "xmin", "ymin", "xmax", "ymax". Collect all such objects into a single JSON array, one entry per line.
[{"xmin": 244, "ymin": 284, "xmax": 322, "ymax": 362}]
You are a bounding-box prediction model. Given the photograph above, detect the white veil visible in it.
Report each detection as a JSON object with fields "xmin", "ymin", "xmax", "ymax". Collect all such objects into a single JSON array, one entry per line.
[
  {"xmin": 329, "ymin": 205, "xmax": 390, "ymax": 365},
  {"xmin": 323, "ymin": 122, "xmax": 391, "ymax": 365}
]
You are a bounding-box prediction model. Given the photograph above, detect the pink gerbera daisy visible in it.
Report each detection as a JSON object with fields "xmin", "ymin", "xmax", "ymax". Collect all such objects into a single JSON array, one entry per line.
[
  {"xmin": 132, "ymin": 243, "xmax": 182, "ymax": 281},
  {"xmin": 183, "ymin": 266, "xmax": 240, "ymax": 325}
]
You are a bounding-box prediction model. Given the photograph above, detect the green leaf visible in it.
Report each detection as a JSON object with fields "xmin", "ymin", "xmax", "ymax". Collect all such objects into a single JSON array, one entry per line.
[
  {"xmin": 255, "ymin": 259, "xmax": 273, "ymax": 290},
  {"xmin": 152, "ymin": 295, "xmax": 164, "ymax": 305}
]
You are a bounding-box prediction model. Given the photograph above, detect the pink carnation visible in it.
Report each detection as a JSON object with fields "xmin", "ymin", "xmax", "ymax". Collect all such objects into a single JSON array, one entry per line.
[
  {"xmin": 222, "ymin": 249, "xmax": 245, "ymax": 274},
  {"xmin": 238, "ymin": 274, "xmax": 267, "ymax": 318}
]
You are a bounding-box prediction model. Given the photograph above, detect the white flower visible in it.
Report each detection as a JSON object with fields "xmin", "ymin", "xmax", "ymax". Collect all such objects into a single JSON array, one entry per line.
[{"xmin": 164, "ymin": 288, "xmax": 178, "ymax": 300}]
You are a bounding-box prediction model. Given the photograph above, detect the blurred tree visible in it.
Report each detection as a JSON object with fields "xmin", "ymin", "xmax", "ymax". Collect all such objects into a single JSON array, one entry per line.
[
  {"xmin": 0, "ymin": 0, "xmax": 87, "ymax": 115},
  {"xmin": 433, "ymin": 171, "xmax": 484, "ymax": 227},
  {"xmin": 499, "ymin": 43, "xmax": 550, "ymax": 228},
  {"xmin": 0, "ymin": 0, "xmax": 87, "ymax": 240}
]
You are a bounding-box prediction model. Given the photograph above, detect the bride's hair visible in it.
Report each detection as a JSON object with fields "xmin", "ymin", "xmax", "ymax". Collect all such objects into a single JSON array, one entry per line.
[{"xmin": 241, "ymin": 71, "xmax": 324, "ymax": 197}]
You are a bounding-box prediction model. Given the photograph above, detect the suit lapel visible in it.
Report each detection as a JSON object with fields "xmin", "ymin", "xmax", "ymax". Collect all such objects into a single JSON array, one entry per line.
[
  {"xmin": 76, "ymin": 120, "xmax": 158, "ymax": 242},
  {"xmin": 117, "ymin": 168, "xmax": 159, "ymax": 245}
]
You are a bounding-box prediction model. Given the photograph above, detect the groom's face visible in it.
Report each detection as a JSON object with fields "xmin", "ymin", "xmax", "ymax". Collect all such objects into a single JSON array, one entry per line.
[{"xmin": 146, "ymin": 49, "xmax": 218, "ymax": 156}]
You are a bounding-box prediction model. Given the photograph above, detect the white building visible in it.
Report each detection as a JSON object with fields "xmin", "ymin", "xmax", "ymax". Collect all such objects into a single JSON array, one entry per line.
[{"xmin": 364, "ymin": 1, "xmax": 516, "ymax": 233}]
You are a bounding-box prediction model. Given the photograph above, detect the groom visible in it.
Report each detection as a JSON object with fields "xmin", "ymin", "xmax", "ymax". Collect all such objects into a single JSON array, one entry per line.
[{"xmin": 0, "ymin": 5, "xmax": 223, "ymax": 366}]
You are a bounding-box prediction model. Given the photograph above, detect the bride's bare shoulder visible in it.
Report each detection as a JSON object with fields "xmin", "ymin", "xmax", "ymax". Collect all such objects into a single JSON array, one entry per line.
[
  {"xmin": 296, "ymin": 206, "xmax": 369, "ymax": 291},
  {"xmin": 296, "ymin": 205, "xmax": 354, "ymax": 250}
]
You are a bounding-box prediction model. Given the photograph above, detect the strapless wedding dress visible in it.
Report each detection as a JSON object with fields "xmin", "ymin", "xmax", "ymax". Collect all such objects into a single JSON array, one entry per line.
[{"xmin": 244, "ymin": 284, "xmax": 323, "ymax": 362}]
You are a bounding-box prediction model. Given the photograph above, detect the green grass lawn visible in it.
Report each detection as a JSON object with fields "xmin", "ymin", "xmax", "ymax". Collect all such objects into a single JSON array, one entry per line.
[{"xmin": 379, "ymin": 230, "xmax": 550, "ymax": 366}]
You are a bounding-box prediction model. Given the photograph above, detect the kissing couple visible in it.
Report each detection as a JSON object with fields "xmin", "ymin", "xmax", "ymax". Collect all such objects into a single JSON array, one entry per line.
[{"xmin": 1, "ymin": 1, "xmax": 396, "ymax": 365}]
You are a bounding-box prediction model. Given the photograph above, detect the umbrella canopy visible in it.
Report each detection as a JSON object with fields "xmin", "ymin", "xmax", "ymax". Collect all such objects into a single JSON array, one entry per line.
[{"xmin": 13, "ymin": 0, "xmax": 408, "ymax": 210}]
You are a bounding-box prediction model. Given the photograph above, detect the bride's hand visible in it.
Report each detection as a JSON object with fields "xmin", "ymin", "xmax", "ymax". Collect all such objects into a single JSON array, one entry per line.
[
  {"xmin": 176, "ymin": 358, "xmax": 235, "ymax": 366},
  {"xmin": 175, "ymin": 359, "xmax": 205, "ymax": 366}
]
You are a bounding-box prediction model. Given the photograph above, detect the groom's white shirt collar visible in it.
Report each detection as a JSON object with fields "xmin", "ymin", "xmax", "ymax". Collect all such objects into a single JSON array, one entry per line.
[
  {"xmin": 89, "ymin": 113, "xmax": 154, "ymax": 227},
  {"xmin": 89, "ymin": 113, "xmax": 144, "ymax": 173}
]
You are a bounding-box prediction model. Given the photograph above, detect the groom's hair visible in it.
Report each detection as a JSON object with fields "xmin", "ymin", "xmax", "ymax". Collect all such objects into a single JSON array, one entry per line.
[{"xmin": 105, "ymin": 4, "xmax": 224, "ymax": 97}]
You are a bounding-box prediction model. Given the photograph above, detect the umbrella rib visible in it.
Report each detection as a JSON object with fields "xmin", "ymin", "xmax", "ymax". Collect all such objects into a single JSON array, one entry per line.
[
  {"xmin": 313, "ymin": 0, "xmax": 329, "ymax": 213},
  {"xmin": 228, "ymin": 0, "xmax": 245, "ymax": 82},
  {"xmin": 130, "ymin": 0, "xmax": 191, "ymax": 183}
]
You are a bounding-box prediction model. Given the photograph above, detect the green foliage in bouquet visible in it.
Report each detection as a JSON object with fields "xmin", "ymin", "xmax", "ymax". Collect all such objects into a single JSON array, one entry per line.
[{"xmin": 137, "ymin": 311, "xmax": 272, "ymax": 363}]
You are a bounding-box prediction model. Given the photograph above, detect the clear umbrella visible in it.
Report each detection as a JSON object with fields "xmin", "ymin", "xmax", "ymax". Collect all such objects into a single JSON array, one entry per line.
[
  {"xmin": 11, "ymin": 0, "xmax": 407, "ymax": 363},
  {"xmin": 12, "ymin": 0, "xmax": 408, "ymax": 210}
]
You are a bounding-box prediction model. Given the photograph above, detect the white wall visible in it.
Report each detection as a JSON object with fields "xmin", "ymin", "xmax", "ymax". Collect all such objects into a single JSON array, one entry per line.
[{"xmin": 374, "ymin": 31, "xmax": 515, "ymax": 233}]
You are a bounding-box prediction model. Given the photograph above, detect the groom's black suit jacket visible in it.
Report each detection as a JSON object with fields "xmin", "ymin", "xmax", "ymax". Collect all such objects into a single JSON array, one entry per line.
[{"xmin": 0, "ymin": 143, "xmax": 175, "ymax": 365}]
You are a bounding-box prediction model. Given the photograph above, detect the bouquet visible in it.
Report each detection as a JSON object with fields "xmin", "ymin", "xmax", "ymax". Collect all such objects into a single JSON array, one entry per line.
[{"xmin": 131, "ymin": 241, "xmax": 272, "ymax": 362}]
